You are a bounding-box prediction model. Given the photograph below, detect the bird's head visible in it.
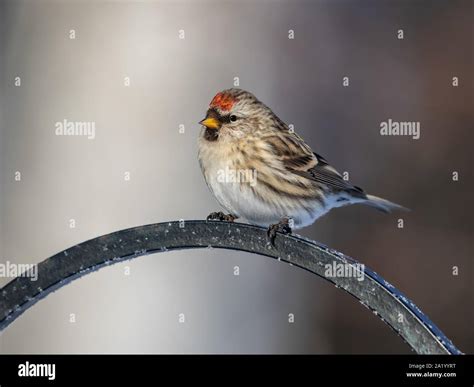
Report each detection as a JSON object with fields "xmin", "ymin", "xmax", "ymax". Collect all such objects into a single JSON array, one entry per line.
[{"xmin": 199, "ymin": 88, "xmax": 272, "ymax": 141}]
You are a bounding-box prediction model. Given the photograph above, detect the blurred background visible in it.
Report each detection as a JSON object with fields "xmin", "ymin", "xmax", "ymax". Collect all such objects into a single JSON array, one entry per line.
[{"xmin": 0, "ymin": 0, "xmax": 472, "ymax": 353}]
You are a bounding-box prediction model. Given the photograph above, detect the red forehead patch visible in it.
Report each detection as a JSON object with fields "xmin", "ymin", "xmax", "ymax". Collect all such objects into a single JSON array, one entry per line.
[{"xmin": 210, "ymin": 92, "xmax": 237, "ymax": 111}]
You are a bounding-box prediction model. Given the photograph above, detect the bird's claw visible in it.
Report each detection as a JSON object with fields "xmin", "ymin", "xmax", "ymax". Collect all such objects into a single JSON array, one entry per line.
[
  {"xmin": 207, "ymin": 212, "xmax": 237, "ymax": 222},
  {"xmin": 267, "ymin": 218, "xmax": 292, "ymax": 246}
]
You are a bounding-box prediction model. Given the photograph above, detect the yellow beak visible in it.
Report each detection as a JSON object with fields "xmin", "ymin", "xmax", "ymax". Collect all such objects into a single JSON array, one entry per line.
[{"xmin": 199, "ymin": 117, "xmax": 220, "ymax": 129}]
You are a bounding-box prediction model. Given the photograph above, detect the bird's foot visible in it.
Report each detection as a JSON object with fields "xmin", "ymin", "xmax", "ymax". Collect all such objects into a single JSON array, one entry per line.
[
  {"xmin": 207, "ymin": 212, "xmax": 238, "ymax": 222},
  {"xmin": 267, "ymin": 218, "xmax": 293, "ymax": 246}
]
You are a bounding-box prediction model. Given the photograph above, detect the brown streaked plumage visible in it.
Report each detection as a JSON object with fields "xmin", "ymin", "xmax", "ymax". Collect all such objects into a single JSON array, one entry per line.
[{"xmin": 198, "ymin": 88, "xmax": 407, "ymax": 233}]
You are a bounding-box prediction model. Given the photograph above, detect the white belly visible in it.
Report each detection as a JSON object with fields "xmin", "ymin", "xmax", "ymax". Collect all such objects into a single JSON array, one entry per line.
[{"xmin": 199, "ymin": 151, "xmax": 326, "ymax": 228}]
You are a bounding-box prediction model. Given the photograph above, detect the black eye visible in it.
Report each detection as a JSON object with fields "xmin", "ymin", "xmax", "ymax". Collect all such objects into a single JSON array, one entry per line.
[{"xmin": 230, "ymin": 115, "xmax": 237, "ymax": 122}]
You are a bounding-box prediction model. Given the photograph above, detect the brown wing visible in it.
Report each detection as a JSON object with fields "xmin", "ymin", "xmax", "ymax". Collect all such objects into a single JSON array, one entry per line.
[
  {"xmin": 265, "ymin": 131, "xmax": 363, "ymax": 195},
  {"xmin": 264, "ymin": 131, "xmax": 317, "ymax": 171}
]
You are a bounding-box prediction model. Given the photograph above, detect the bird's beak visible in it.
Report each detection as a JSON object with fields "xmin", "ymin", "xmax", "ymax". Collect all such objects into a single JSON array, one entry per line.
[{"xmin": 199, "ymin": 117, "xmax": 220, "ymax": 130}]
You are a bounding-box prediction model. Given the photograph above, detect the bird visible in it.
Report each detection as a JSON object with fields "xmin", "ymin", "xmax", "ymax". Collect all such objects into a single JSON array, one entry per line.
[{"xmin": 197, "ymin": 88, "xmax": 407, "ymax": 243}]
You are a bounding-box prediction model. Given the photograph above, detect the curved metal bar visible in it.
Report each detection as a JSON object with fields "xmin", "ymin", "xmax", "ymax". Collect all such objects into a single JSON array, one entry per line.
[{"xmin": 0, "ymin": 220, "xmax": 462, "ymax": 354}]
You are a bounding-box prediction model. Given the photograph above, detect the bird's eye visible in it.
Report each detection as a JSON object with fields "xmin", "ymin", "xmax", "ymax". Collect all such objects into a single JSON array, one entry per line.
[{"xmin": 230, "ymin": 115, "xmax": 237, "ymax": 122}]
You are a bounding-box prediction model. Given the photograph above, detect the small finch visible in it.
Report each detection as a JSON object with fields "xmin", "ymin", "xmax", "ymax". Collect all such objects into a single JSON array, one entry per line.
[{"xmin": 198, "ymin": 88, "xmax": 407, "ymax": 242}]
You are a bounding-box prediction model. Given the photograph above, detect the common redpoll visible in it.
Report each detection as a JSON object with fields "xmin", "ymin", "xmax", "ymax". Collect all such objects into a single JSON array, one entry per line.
[{"xmin": 198, "ymin": 88, "xmax": 406, "ymax": 241}]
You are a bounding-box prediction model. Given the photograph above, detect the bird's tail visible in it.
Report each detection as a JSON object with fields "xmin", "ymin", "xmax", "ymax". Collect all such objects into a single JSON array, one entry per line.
[{"xmin": 362, "ymin": 194, "xmax": 409, "ymax": 213}]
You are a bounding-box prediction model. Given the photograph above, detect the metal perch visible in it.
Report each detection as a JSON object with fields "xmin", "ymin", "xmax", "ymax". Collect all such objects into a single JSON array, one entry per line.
[{"xmin": 0, "ymin": 220, "xmax": 461, "ymax": 354}]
